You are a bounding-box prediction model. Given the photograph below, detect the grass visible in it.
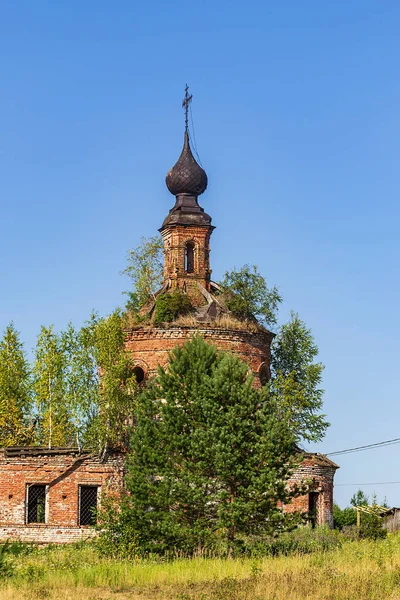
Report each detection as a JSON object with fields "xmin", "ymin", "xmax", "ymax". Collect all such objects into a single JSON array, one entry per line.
[
  {"xmin": 122, "ymin": 311, "xmax": 264, "ymax": 334},
  {"xmin": 1, "ymin": 534, "xmax": 400, "ymax": 599}
]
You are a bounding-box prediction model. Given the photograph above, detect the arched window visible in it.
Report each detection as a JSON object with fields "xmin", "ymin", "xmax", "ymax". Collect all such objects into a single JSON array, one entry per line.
[
  {"xmin": 258, "ymin": 363, "xmax": 270, "ymax": 386},
  {"xmin": 185, "ymin": 241, "xmax": 195, "ymax": 273},
  {"xmin": 132, "ymin": 366, "xmax": 145, "ymax": 384}
]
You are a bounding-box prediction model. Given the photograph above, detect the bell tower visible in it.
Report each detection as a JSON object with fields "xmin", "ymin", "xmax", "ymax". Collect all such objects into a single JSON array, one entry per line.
[{"xmin": 160, "ymin": 87, "xmax": 214, "ymax": 304}]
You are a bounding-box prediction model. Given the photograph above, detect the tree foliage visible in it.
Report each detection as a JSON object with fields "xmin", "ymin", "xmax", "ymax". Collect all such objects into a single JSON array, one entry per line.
[
  {"xmin": 270, "ymin": 312, "xmax": 328, "ymax": 443},
  {"xmin": 60, "ymin": 318, "xmax": 100, "ymax": 449},
  {"xmin": 0, "ymin": 323, "xmax": 32, "ymax": 446},
  {"xmin": 219, "ymin": 265, "xmax": 282, "ymax": 328},
  {"xmin": 118, "ymin": 337, "xmax": 306, "ymax": 556},
  {"xmin": 153, "ymin": 290, "xmax": 193, "ymax": 325},
  {"xmin": 33, "ymin": 326, "xmax": 72, "ymax": 447},
  {"xmin": 90, "ymin": 311, "xmax": 137, "ymax": 453},
  {"xmin": 31, "ymin": 313, "xmax": 137, "ymax": 452},
  {"xmin": 122, "ymin": 236, "xmax": 163, "ymax": 312}
]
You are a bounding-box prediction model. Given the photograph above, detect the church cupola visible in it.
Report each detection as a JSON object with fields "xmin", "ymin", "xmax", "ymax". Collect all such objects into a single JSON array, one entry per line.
[
  {"xmin": 160, "ymin": 87, "xmax": 214, "ymax": 301},
  {"xmin": 165, "ymin": 130, "xmax": 208, "ymax": 197}
]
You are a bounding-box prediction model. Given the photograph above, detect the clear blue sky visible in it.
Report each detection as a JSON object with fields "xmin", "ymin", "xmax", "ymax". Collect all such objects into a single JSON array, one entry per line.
[{"xmin": 1, "ymin": 1, "xmax": 399, "ymax": 507}]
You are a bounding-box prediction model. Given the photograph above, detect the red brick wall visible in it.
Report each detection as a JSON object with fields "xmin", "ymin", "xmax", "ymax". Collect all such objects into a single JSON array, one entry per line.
[
  {"xmin": 285, "ymin": 457, "xmax": 337, "ymax": 527},
  {"xmin": 124, "ymin": 326, "xmax": 273, "ymax": 388},
  {"xmin": 0, "ymin": 449, "xmax": 124, "ymax": 544},
  {"xmin": 161, "ymin": 225, "xmax": 213, "ymax": 299}
]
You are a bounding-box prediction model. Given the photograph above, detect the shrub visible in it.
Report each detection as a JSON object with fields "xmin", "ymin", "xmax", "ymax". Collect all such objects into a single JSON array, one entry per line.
[
  {"xmin": 154, "ymin": 291, "xmax": 193, "ymax": 325},
  {"xmin": 359, "ymin": 514, "xmax": 387, "ymax": 540},
  {"xmin": 0, "ymin": 542, "xmax": 15, "ymax": 578},
  {"xmin": 264, "ymin": 527, "xmax": 344, "ymax": 556},
  {"xmin": 333, "ymin": 504, "xmax": 357, "ymax": 530}
]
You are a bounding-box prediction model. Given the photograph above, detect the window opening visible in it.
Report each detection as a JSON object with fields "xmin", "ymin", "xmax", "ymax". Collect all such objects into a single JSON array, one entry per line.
[
  {"xmin": 133, "ymin": 366, "xmax": 145, "ymax": 384},
  {"xmin": 184, "ymin": 241, "xmax": 195, "ymax": 273},
  {"xmin": 27, "ymin": 484, "xmax": 46, "ymax": 524},
  {"xmin": 259, "ymin": 364, "xmax": 270, "ymax": 386},
  {"xmin": 308, "ymin": 492, "xmax": 319, "ymax": 529},
  {"xmin": 79, "ymin": 485, "xmax": 99, "ymax": 526}
]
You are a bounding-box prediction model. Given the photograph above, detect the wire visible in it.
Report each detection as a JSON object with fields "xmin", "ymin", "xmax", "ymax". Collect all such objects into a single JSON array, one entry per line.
[
  {"xmin": 326, "ymin": 437, "xmax": 400, "ymax": 457},
  {"xmin": 189, "ymin": 104, "xmax": 203, "ymax": 166},
  {"xmin": 335, "ymin": 482, "xmax": 400, "ymax": 487}
]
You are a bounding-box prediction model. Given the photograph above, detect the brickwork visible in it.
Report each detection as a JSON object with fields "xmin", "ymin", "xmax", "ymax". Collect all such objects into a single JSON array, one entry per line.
[
  {"xmin": 161, "ymin": 225, "xmax": 213, "ymax": 303},
  {"xmin": 0, "ymin": 449, "xmax": 124, "ymax": 544},
  {"xmin": 284, "ymin": 455, "xmax": 337, "ymax": 528},
  {"xmin": 124, "ymin": 326, "xmax": 273, "ymax": 387}
]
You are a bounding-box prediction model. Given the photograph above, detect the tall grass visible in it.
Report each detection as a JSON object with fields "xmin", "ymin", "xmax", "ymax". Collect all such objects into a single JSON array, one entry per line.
[{"xmin": 1, "ymin": 534, "xmax": 400, "ymax": 599}]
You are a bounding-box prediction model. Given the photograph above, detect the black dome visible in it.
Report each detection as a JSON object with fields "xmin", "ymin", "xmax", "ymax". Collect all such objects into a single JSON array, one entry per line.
[{"xmin": 166, "ymin": 131, "xmax": 208, "ymax": 197}]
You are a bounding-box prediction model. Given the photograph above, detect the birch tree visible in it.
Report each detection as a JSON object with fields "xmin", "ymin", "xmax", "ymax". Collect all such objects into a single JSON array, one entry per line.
[
  {"xmin": 33, "ymin": 326, "xmax": 72, "ymax": 447},
  {"xmin": 0, "ymin": 323, "xmax": 32, "ymax": 445}
]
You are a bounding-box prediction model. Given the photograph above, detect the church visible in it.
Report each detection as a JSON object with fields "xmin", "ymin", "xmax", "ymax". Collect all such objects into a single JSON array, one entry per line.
[{"xmin": 0, "ymin": 93, "xmax": 338, "ymax": 544}]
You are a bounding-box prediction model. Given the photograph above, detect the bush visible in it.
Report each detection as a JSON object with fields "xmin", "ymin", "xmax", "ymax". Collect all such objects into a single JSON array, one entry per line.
[
  {"xmin": 154, "ymin": 291, "xmax": 193, "ymax": 325},
  {"xmin": 333, "ymin": 504, "xmax": 357, "ymax": 530},
  {"xmin": 359, "ymin": 514, "xmax": 387, "ymax": 540},
  {"xmin": 264, "ymin": 527, "xmax": 344, "ymax": 557},
  {"xmin": 0, "ymin": 542, "xmax": 15, "ymax": 578}
]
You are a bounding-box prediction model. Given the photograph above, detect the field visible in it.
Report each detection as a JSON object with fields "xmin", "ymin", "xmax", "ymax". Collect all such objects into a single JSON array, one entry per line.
[{"xmin": 1, "ymin": 533, "xmax": 400, "ymax": 600}]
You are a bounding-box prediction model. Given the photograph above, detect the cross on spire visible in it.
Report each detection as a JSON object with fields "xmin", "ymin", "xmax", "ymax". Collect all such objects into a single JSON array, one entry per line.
[{"xmin": 182, "ymin": 84, "xmax": 193, "ymax": 133}]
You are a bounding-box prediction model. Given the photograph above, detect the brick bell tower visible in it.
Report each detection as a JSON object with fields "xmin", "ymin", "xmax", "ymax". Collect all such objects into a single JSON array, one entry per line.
[{"xmin": 160, "ymin": 87, "xmax": 214, "ymax": 305}]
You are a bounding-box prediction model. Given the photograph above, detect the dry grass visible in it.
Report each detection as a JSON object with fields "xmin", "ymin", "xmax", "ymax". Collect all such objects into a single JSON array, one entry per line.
[
  {"xmin": 122, "ymin": 311, "xmax": 264, "ymax": 334},
  {"xmin": 174, "ymin": 313, "xmax": 263, "ymax": 333},
  {"xmin": 1, "ymin": 535, "xmax": 400, "ymax": 599}
]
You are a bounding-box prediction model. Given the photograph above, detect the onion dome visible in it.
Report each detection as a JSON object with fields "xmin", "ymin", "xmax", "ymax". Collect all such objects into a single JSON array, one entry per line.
[{"xmin": 166, "ymin": 131, "xmax": 208, "ymax": 197}]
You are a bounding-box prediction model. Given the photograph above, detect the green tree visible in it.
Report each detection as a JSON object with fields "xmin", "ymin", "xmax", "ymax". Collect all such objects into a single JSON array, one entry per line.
[
  {"xmin": 61, "ymin": 318, "xmax": 100, "ymax": 449},
  {"xmin": 350, "ymin": 489, "xmax": 369, "ymax": 507},
  {"xmin": 89, "ymin": 311, "xmax": 137, "ymax": 454},
  {"xmin": 219, "ymin": 265, "xmax": 282, "ymax": 328},
  {"xmin": 33, "ymin": 326, "xmax": 72, "ymax": 447},
  {"xmin": 122, "ymin": 236, "xmax": 163, "ymax": 312},
  {"xmin": 270, "ymin": 312, "xmax": 328, "ymax": 443},
  {"xmin": 153, "ymin": 290, "xmax": 193, "ymax": 325},
  {"xmin": 116, "ymin": 337, "xmax": 305, "ymax": 556},
  {"xmin": 333, "ymin": 503, "xmax": 357, "ymax": 529},
  {"xmin": 0, "ymin": 323, "xmax": 32, "ymax": 446}
]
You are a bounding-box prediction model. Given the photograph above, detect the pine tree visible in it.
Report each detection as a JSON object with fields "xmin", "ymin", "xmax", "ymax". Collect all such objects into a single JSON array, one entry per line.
[
  {"xmin": 122, "ymin": 337, "xmax": 305, "ymax": 556},
  {"xmin": 0, "ymin": 323, "xmax": 32, "ymax": 446},
  {"xmin": 271, "ymin": 312, "xmax": 329, "ymax": 443}
]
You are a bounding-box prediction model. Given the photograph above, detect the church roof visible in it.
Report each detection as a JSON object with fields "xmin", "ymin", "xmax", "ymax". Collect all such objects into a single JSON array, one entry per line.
[{"xmin": 165, "ymin": 130, "xmax": 208, "ymax": 197}]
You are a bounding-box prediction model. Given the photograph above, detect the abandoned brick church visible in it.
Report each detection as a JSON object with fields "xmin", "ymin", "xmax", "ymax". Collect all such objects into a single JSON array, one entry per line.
[{"xmin": 0, "ymin": 96, "xmax": 338, "ymax": 543}]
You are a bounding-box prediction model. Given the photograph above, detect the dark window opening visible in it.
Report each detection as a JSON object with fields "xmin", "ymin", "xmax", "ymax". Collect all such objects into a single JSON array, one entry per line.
[
  {"xmin": 259, "ymin": 364, "xmax": 270, "ymax": 386},
  {"xmin": 133, "ymin": 366, "xmax": 145, "ymax": 383},
  {"xmin": 79, "ymin": 485, "xmax": 99, "ymax": 526},
  {"xmin": 308, "ymin": 492, "xmax": 319, "ymax": 529},
  {"xmin": 27, "ymin": 484, "xmax": 46, "ymax": 524},
  {"xmin": 185, "ymin": 241, "xmax": 195, "ymax": 273}
]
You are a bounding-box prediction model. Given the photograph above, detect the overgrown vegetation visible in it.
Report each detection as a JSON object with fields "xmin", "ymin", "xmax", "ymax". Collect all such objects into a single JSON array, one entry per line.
[
  {"xmin": 96, "ymin": 337, "xmax": 319, "ymax": 557},
  {"xmin": 122, "ymin": 236, "xmax": 163, "ymax": 312},
  {"xmin": 153, "ymin": 290, "xmax": 193, "ymax": 325},
  {"xmin": 0, "ymin": 312, "xmax": 137, "ymax": 452},
  {"xmin": 0, "ymin": 534, "xmax": 399, "ymax": 600},
  {"xmin": 334, "ymin": 490, "xmax": 388, "ymax": 540},
  {"xmin": 218, "ymin": 264, "xmax": 282, "ymax": 328}
]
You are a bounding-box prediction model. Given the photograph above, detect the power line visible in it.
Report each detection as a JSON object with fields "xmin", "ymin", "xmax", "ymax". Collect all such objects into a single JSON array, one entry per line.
[
  {"xmin": 326, "ymin": 437, "xmax": 400, "ymax": 457},
  {"xmin": 336, "ymin": 481, "xmax": 400, "ymax": 487}
]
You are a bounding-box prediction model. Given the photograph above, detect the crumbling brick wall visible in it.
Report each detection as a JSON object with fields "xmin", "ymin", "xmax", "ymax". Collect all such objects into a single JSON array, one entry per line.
[
  {"xmin": 284, "ymin": 454, "xmax": 337, "ymax": 528},
  {"xmin": 124, "ymin": 326, "xmax": 273, "ymax": 387},
  {"xmin": 0, "ymin": 448, "xmax": 124, "ymax": 544}
]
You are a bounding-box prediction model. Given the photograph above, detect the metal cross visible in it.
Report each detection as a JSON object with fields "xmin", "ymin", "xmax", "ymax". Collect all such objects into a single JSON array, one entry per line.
[{"xmin": 182, "ymin": 84, "xmax": 193, "ymax": 132}]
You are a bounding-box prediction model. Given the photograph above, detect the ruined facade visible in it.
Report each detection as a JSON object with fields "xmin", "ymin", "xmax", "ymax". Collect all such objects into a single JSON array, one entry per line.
[
  {"xmin": 0, "ymin": 447, "xmax": 124, "ymax": 543},
  {"xmin": 0, "ymin": 94, "xmax": 338, "ymax": 543}
]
